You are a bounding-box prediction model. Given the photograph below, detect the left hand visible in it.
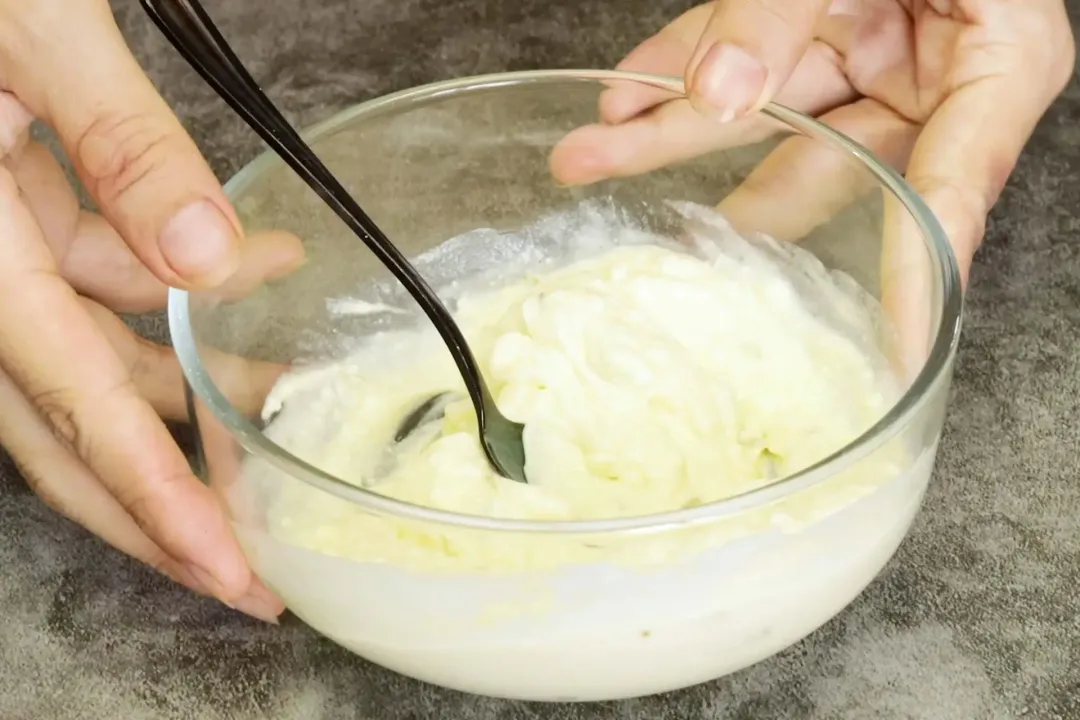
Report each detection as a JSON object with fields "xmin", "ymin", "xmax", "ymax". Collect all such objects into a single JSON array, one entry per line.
[
  {"xmin": 0, "ymin": 93, "xmax": 300, "ymax": 623},
  {"xmin": 0, "ymin": 0, "xmax": 306, "ymax": 620}
]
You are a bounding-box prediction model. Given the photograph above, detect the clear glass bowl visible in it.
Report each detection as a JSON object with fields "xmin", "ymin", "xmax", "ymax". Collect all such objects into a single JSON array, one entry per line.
[{"xmin": 170, "ymin": 70, "xmax": 962, "ymax": 702}]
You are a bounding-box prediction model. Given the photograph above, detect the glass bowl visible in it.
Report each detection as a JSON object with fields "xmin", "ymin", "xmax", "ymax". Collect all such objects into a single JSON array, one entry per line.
[{"xmin": 170, "ymin": 70, "xmax": 962, "ymax": 702}]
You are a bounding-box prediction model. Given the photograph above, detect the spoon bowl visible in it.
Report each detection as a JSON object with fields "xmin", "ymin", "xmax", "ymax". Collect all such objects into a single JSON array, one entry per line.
[{"xmin": 393, "ymin": 392, "xmax": 458, "ymax": 444}]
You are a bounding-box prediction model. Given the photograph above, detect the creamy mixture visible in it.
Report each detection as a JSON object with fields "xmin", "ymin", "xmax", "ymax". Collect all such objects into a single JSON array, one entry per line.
[
  {"xmin": 249, "ymin": 201, "xmax": 904, "ymax": 572},
  {"xmin": 236, "ymin": 201, "xmax": 926, "ymax": 701}
]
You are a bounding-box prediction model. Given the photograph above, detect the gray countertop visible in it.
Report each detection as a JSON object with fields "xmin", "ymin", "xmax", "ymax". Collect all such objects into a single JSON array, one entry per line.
[{"xmin": 2, "ymin": 1, "xmax": 1080, "ymax": 718}]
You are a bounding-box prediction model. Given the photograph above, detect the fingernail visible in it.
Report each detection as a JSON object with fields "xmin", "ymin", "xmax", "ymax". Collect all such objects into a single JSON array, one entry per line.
[
  {"xmin": 690, "ymin": 43, "xmax": 768, "ymax": 123},
  {"xmin": 228, "ymin": 580, "xmax": 285, "ymax": 625},
  {"xmin": 159, "ymin": 199, "xmax": 241, "ymax": 287}
]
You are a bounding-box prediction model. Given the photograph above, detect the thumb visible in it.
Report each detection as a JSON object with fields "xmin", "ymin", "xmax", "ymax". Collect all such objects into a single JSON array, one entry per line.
[
  {"xmin": 686, "ymin": 0, "xmax": 834, "ymax": 122},
  {"xmin": 902, "ymin": 2, "xmax": 1074, "ymax": 286},
  {"xmin": 0, "ymin": 0, "xmax": 241, "ymax": 289}
]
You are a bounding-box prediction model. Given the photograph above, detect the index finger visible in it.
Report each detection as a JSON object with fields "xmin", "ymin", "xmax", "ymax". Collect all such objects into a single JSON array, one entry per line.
[{"xmin": 0, "ymin": 165, "xmax": 251, "ymax": 603}]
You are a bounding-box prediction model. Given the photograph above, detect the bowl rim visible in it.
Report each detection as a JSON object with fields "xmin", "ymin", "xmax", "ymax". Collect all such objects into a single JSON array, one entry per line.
[{"xmin": 169, "ymin": 68, "xmax": 963, "ymax": 536}]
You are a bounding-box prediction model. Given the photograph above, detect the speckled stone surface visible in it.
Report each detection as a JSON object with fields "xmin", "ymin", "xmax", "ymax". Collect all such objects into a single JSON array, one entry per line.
[{"xmin": 2, "ymin": 1, "xmax": 1080, "ymax": 718}]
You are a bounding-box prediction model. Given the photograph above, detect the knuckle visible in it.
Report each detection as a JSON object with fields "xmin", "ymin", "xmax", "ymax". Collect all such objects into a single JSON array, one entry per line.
[
  {"xmin": 115, "ymin": 468, "xmax": 192, "ymax": 534},
  {"xmin": 28, "ymin": 376, "xmax": 137, "ymax": 461},
  {"xmin": 914, "ymin": 178, "xmax": 989, "ymax": 252},
  {"xmin": 911, "ymin": 174, "xmax": 987, "ymax": 217},
  {"xmin": 74, "ymin": 111, "xmax": 173, "ymax": 206},
  {"xmin": 125, "ymin": 335, "xmax": 166, "ymax": 387},
  {"xmin": 81, "ymin": 298, "xmax": 171, "ymax": 390},
  {"xmin": 31, "ymin": 388, "xmax": 84, "ymax": 452}
]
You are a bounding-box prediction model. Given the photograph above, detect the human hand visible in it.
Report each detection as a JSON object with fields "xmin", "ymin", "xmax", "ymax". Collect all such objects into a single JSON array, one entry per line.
[
  {"xmin": 551, "ymin": 0, "xmax": 1075, "ymax": 285},
  {"xmin": 0, "ymin": 0, "xmax": 302, "ymax": 621}
]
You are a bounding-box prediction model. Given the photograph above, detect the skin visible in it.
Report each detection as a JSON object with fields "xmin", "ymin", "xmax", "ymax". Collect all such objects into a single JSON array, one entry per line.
[
  {"xmin": 0, "ymin": 0, "xmax": 300, "ymax": 622},
  {"xmin": 0, "ymin": 0, "xmax": 1072, "ymax": 622},
  {"xmin": 551, "ymin": 0, "xmax": 1076, "ymax": 286}
]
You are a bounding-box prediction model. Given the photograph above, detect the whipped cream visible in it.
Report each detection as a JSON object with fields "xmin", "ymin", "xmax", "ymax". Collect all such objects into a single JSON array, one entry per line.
[{"xmin": 249, "ymin": 201, "xmax": 904, "ymax": 572}]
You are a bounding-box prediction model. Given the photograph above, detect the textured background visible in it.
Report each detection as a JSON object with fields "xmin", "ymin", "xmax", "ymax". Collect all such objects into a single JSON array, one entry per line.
[{"xmin": 2, "ymin": 0, "xmax": 1080, "ymax": 718}]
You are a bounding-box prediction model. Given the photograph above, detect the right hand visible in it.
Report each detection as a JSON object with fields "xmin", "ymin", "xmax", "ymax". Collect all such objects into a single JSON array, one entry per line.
[
  {"xmin": 552, "ymin": 0, "xmax": 1075, "ymax": 287},
  {"xmin": 0, "ymin": 0, "xmax": 301, "ymax": 621}
]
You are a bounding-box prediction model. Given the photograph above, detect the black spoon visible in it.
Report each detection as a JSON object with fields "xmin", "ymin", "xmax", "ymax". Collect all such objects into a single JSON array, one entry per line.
[{"xmin": 142, "ymin": 0, "xmax": 527, "ymax": 483}]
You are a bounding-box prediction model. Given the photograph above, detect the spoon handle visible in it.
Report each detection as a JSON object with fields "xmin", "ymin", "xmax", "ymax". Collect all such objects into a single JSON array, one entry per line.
[{"xmin": 140, "ymin": 0, "xmax": 494, "ymax": 425}]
